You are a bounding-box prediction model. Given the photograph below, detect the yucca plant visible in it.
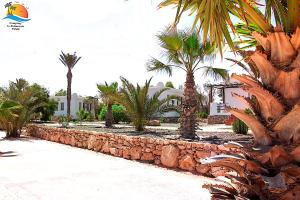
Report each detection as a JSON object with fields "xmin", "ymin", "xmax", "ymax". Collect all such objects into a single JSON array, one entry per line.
[
  {"xmin": 97, "ymin": 82, "xmax": 118, "ymax": 128},
  {"xmin": 147, "ymin": 30, "xmax": 228, "ymax": 139},
  {"xmin": 59, "ymin": 51, "xmax": 81, "ymax": 119},
  {"xmin": 160, "ymin": 0, "xmax": 300, "ymax": 199},
  {"xmin": 114, "ymin": 77, "xmax": 178, "ymax": 131}
]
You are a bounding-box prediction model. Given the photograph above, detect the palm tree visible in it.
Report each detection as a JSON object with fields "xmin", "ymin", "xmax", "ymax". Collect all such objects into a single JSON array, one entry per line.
[
  {"xmin": 0, "ymin": 79, "xmax": 44, "ymax": 137},
  {"xmin": 5, "ymin": 2, "xmax": 12, "ymax": 15},
  {"xmin": 59, "ymin": 51, "xmax": 81, "ymax": 119},
  {"xmin": 147, "ymin": 30, "xmax": 228, "ymax": 139},
  {"xmin": 97, "ymin": 82, "xmax": 118, "ymax": 127},
  {"xmin": 114, "ymin": 77, "xmax": 178, "ymax": 131},
  {"xmin": 0, "ymin": 99, "xmax": 21, "ymax": 134},
  {"xmin": 159, "ymin": 0, "xmax": 300, "ymax": 198}
]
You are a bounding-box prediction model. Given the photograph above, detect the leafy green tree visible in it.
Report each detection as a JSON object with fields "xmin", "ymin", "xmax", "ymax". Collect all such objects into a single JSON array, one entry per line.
[
  {"xmin": 59, "ymin": 51, "xmax": 81, "ymax": 119},
  {"xmin": 165, "ymin": 81, "xmax": 174, "ymax": 88},
  {"xmin": 114, "ymin": 77, "xmax": 178, "ymax": 131},
  {"xmin": 98, "ymin": 105, "xmax": 130, "ymax": 123},
  {"xmin": 30, "ymin": 83, "xmax": 58, "ymax": 121},
  {"xmin": 97, "ymin": 82, "xmax": 118, "ymax": 128},
  {"xmin": 147, "ymin": 30, "xmax": 228, "ymax": 139},
  {"xmin": 55, "ymin": 89, "xmax": 67, "ymax": 96}
]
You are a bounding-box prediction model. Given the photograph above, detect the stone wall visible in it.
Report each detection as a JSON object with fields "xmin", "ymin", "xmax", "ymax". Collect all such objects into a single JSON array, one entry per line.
[
  {"xmin": 207, "ymin": 115, "xmax": 230, "ymax": 124},
  {"xmin": 25, "ymin": 125, "xmax": 240, "ymax": 175}
]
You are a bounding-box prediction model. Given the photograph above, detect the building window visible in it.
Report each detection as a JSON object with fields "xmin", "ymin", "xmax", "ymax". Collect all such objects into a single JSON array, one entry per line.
[
  {"xmin": 60, "ymin": 102, "xmax": 64, "ymax": 111},
  {"xmin": 79, "ymin": 102, "xmax": 82, "ymax": 110},
  {"xmin": 171, "ymin": 100, "xmax": 175, "ymax": 106}
]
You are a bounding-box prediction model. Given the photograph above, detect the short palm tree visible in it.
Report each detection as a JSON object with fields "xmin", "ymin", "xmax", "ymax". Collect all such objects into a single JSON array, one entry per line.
[
  {"xmin": 0, "ymin": 79, "xmax": 43, "ymax": 137},
  {"xmin": 147, "ymin": 30, "xmax": 228, "ymax": 139},
  {"xmin": 97, "ymin": 82, "xmax": 118, "ymax": 128},
  {"xmin": 114, "ymin": 77, "xmax": 178, "ymax": 131},
  {"xmin": 160, "ymin": 0, "xmax": 300, "ymax": 199},
  {"xmin": 0, "ymin": 99, "xmax": 21, "ymax": 135},
  {"xmin": 59, "ymin": 51, "xmax": 81, "ymax": 119}
]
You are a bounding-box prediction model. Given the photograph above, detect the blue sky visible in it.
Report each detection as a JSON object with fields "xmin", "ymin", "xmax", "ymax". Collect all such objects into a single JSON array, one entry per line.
[{"xmin": 0, "ymin": 0, "xmax": 239, "ymax": 96}]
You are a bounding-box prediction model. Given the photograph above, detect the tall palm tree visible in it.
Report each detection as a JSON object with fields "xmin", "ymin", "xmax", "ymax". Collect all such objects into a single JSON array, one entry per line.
[
  {"xmin": 97, "ymin": 82, "xmax": 118, "ymax": 128},
  {"xmin": 160, "ymin": 0, "xmax": 300, "ymax": 199},
  {"xmin": 114, "ymin": 77, "xmax": 178, "ymax": 131},
  {"xmin": 59, "ymin": 51, "xmax": 81, "ymax": 119},
  {"xmin": 146, "ymin": 30, "xmax": 228, "ymax": 139}
]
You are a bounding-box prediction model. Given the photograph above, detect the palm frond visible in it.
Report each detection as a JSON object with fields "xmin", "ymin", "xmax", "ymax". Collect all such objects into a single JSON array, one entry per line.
[
  {"xmin": 159, "ymin": 0, "xmax": 273, "ymax": 53},
  {"xmin": 146, "ymin": 58, "xmax": 173, "ymax": 76},
  {"xmin": 202, "ymin": 67, "xmax": 229, "ymax": 81},
  {"xmin": 114, "ymin": 77, "xmax": 174, "ymax": 131}
]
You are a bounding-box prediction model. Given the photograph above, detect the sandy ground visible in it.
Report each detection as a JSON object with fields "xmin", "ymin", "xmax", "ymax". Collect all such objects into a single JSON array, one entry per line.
[
  {"xmin": 45, "ymin": 121, "xmax": 234, "ymax": 133},
  {"xmin": 0, "ymin": 131, "xmax": 212, "ymax": 200}
]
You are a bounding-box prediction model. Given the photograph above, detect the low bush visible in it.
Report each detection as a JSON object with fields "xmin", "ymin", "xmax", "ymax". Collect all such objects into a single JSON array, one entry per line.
[
  {"xmin": 232, "ymin": 109, "xmax": 252, "ymax": 135},
  {"xmin": 99, "ymin": 105, "xmax": 130, "ymax": 123},
  {"xmin": 198, "ymin": 111, "xmax": 208, "ymax": 119},
  {"xmin": 232, "ymin": 119, "xmax": 248, "ymax": 135},
  {"xmin": 76, "ymin": 109, "xmax": 94, "ymax": 122}
]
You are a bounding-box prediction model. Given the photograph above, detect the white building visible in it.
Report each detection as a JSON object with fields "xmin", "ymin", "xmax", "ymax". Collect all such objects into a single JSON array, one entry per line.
[
  {"xmin": 148, "ymin": 82, "xmax": 183, "ymax": 119},
  {"xmin": 207, "ymin": 79, "xmax": 250, "ymax": 124},
  {"xmin": 51, "ymin": 93, "xmax": 96, "ymax": 119}
]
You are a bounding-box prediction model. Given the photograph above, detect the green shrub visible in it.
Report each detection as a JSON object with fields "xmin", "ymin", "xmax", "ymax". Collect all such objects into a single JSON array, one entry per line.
[
  {"xmin": 232, "ymin": 109, "xmax": 252, "ymax": 135},
  {"xmin": 160, "ymin": 116, "xmax": 167, "ymax": 123},
  {"xmin": 232, "ymin": 119, "xmax": 248, "ymax": 135},
  {"xmin": 99, "ymin": 105, "xmax": 130, "ymax": 123},
  {"xmin": 58, "ymin": 115, "xmax": 69, "ymax": 128},
  {"xmin": 198, "ymin": 111, "xmax": 208, "ymax": 119},
  {"xmin": 76, "ymin": 109, "xmax": 94, "ymax": 122}
]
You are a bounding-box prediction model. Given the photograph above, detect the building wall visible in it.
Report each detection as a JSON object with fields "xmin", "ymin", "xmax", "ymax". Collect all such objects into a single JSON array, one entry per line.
[
  {"xmin": 210, "ymin": 87, "xmax": 250, "ymax": 116},
  {"xmin": 148, "ymin": 82, "xmax": 183, "ymax": 118},
  {"xmin": 224, "ymin": 87, "xmax": 249, "ymax": 109},
  {"xmin": 51, "ymin": 93, "xmax": 94, "ymax": 119}
]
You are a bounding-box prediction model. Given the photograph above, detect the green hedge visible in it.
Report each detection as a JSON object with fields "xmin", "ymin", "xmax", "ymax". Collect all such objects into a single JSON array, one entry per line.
[{"xmin": 99, "ymin": 105, "xmax": 130, "ymax": 123}]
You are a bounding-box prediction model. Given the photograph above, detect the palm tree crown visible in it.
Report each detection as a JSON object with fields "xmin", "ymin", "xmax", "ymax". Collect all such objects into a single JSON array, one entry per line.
[
  {"xmin": 59, "ymin": 51, "xmax": 81, "ymax": 69},
  {"xmin": 147, "ymin": 30, "xmax": 227, "ymax": 79}
]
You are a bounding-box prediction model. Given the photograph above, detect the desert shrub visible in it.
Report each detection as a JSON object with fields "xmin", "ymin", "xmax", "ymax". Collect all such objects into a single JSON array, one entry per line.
[
  {"xmin": 198, "ymin": 111, "xmax": 208, "ymax": 119},
  {"xmin": 99, "ymin": 105, "xmax": 129, "ymax": 123}
]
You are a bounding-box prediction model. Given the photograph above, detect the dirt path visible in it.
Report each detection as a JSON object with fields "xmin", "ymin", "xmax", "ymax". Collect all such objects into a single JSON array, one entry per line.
[{"xmin": 0, "ymin": 132, "xmax": 211, "ymax": 200}]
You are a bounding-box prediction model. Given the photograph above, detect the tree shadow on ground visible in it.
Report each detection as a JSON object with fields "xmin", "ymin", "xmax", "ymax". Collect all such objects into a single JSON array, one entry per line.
[
  {"xmin": 0, "ymin": 151, "xmax": 18, "ymax": 157},
  {"xmin": 0, "ymin": 136, "xmax": 39, "ymax": 143}
]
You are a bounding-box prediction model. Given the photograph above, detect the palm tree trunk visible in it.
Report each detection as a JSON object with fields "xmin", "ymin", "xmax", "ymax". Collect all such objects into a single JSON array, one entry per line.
[
  {"xmin": 105, "ymin": 103, "xmax": 113, "ymax": 127},
  {"xmin": 180, "ymin": 71, "xmax": 198, "ymax": 139},
  {"xmin": 66, "ymin": 69, "xmax": 72, "ymax": 120}
]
